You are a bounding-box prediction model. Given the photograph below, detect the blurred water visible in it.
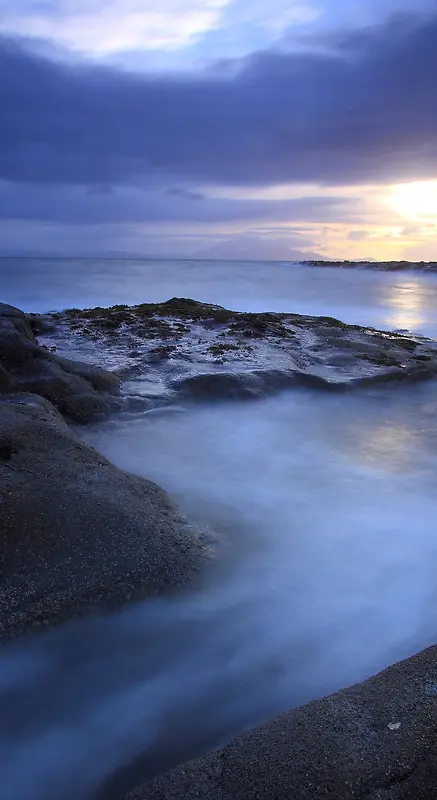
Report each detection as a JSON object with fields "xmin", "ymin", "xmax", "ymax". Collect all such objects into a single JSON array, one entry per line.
[
  {"xmin": 2, "ymin": 383, "xmax": 437, "ymax": 799},
  {"xmin": 1, "ymin": 258, "xmax": 437, "ymax": 797},
  {"xmin": 1, "ymin": 256, "xmax": 437, "ymax": 336}
]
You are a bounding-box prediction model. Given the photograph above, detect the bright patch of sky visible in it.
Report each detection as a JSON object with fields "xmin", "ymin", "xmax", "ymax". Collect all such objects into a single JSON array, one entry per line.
[
  {"xmin": 0, "ymin": 0, "xmax": 434, "ymax": 68},
  {"xmin": 0, "ymin": 0, "xmax": 231, "ymax": 53}
]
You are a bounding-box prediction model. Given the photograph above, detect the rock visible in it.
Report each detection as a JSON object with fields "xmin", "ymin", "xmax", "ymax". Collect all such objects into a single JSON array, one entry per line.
[
  {"xmin": 172, "ymin": 371, "xmax": 265, "ymax": 399},
  {"xmin": 25, "ymin": 312, "xmax": 57, "ymax": 334},
  {"xmin": 51, "ymin": 300, "xmax": 437, "ymax": 405},
  {"xmin": 0, "ymin": 396, "xmax": 211, "ymax": 639},
  {"xmin": 124, "ymin": 645, "xmax": 437, "ymax": 800},
  {"xmin": 0, "ymin": 363, "xmax": 13, "ymax": 392},
  {"xmin": 54, "ymin": 356, "xmax": 120, "ymax": 394},
  {"xmin": 171, "ymin": 369, "xmax": 339, "ymax": 400},
  {"xmin": 0, "ymin": 302, "xmax": 30, "ymax": 319},
  {"xmin": 12, "ymin": 356, "xmax": 113, "ymax": 421},
  {"xmin": 0, "ymin": 302, "xmax": 121, "ymax": 421}
]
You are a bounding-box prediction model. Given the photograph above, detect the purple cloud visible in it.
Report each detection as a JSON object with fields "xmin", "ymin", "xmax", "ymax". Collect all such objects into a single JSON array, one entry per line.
[{"xmin": 0, "ymin": 11, "xmax": 435, "ymax": 194}]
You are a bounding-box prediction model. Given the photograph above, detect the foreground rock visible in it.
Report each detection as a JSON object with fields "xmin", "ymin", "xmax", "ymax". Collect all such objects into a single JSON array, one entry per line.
[
  {"xmin": 0, "ymin": 302, "xmax": 120, "ymax": 421},
  {"xmin": 0, "ymin": 395, "xmax": 211, "ymax": 639},
  {"xmin": 43, "ymin": 298, "xmax": 437, "ymax": 406},
  {"xmin": 124, "ymin": 644, "xmax": 437, "ymax": 800}
]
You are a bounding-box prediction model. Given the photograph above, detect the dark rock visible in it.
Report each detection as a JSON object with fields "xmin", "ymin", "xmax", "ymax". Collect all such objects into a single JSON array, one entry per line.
[
  {"xmin": 149, "ymin": 345, "xmax": 177, "ymax": 361},
  {"xmin": 0, "ymin": 302, "xmax": 121, "ymax": 421},
  {"xmin": 0, "ymin": 396, "xmax": 211, "ymax": 639},
  {"xmin": 171, "ymin": 371, "xmax": 265, "ymax": 399},
  {"xmin": 0, "ymin": 306, "xmax": 39, "ymax": 365},
  {"xmin": 0, "ymin": 363, "xmax": 13, "ymax": 392},
  {"xmin": 54, "ymin": 356, "xmax": 120, "ymax": 395},
  {"xmin": 25, "ymin": 313, "xmax": 57, "ymax": 334},
  {"xmin": 125, "ymin": 645, "xmax": 437, "ymax": 800},
  {"xmin": 171, "ymin": 369, "xmax": 339, "ymax": 400},
  {"xmin": 0, "ymin": 302, "xmax": 29, "ymax": 319},
  {"xmin": 12, "ymin": 356, "xmax": 110, "ymax": 421}
]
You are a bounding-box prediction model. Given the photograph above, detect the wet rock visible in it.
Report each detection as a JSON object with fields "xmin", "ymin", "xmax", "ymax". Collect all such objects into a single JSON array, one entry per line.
[
  {"xmin": 25, "ymin": 313, "xmax": 57, "ymax": 334},
  {"xmin": 171, "ymin": 369, "xmax": 343, "ymax": 400},
  {"xmin": 0, "ymin": 302, "xmax": 121, "ymax": 421},
  {"xmin": 54, "ymin": 356, "xmax": 120, "ymax": 395},
  {"xmin": 172, "ymin": 371, "xmax": 265, "ymax": 399},
  {"xmin": 49, "ymin": 299, "xmax": 437, "ymax": 404},
  {"xmin": 125, "ymin": 645, "xmax": 437, "ymax": 800},
  {"xmin": 0, "ymin": 363, "xmax": 12, "ymax": 392},
  {"xmin": 0, "ymin": 395, "xmax": 211, "ymax": 639}
]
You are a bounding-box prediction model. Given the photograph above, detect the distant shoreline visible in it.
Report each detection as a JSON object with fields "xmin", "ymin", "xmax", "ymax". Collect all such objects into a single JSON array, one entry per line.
[{"xmin": 0, "ymin": 255, "xmax": 436, "ymax": 271}]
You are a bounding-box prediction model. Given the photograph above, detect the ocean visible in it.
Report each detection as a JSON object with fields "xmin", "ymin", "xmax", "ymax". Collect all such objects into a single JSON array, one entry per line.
[
  {"xmin": 2, "ymin": 256, "xmax": 437, "ymax": 337},
  {"xmin": 1, "ymin": 257, "xmax": 437, "ymax": 799}
]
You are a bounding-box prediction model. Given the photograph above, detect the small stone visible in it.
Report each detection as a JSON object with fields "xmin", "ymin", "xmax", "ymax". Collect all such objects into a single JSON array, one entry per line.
[{"xmin": 388, "ymin": 722, "xmax": 401, "ymax": 730}]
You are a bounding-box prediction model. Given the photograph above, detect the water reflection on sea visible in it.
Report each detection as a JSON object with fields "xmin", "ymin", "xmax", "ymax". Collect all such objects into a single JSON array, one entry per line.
[
  {"xmin": 2, "ymin": 258, "xmax": 437, "ymax": 338},
  {"xmin": 382, "ymin": 275, "xmax": 434, "ymax": 333}
]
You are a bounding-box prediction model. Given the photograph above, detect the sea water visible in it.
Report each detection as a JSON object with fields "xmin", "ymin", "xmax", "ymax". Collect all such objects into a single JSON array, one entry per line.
[{"xmin": 1, "ymin": 259, "xmax": 437, "ymax": 799}]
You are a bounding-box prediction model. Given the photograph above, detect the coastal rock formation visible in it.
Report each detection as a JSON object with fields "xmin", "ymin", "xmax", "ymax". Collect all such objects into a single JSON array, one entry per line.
[
  {"xmin": 125, "ymin": 644, "xmax": 437, "ymax": 800},
  {"xmin": 44, "ymin": 299, "xmax": 437, "ymax": 405},
  {"xmin": 0, "ymin": 302, "xmax": 120, "ymax": 421},
  {"xmin": 0, "ymin": 394, "xmax": 211, "ymax": 639}
]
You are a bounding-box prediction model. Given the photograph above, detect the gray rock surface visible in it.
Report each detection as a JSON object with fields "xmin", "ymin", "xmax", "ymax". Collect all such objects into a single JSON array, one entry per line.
[
  {"xmin": 125, "ymin": 644, "xmax": 437, "ymax": 800},
  {"xmin": 0, "ymin": 395, "xmax": 211, "ymax": 639},
  {"xmin": 0, "ymin": 302, "xmax": 120, "ymax": 421},
  {"xmin": 44, "ymin": 299, "xmax": 437, "ymax": 406}
]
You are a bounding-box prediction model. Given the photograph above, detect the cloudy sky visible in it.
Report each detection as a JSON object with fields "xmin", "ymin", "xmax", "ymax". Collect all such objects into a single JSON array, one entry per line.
[{"xmin": 0, "ymin": 0, "xmax": 436, "ymax": 260}]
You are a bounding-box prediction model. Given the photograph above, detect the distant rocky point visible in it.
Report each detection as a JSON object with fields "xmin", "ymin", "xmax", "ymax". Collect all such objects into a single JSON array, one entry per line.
[{"xmin": 306, "ymin": 260, "xmax": 437, "ymax": 271}]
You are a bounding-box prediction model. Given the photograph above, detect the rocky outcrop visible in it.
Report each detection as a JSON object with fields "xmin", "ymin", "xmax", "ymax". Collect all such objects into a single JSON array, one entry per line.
[
  {"xmin": 0, "ymin": 395, "xmax": 211, "ymax": 639},
  {"xmin": 0, "ymin": 302, "xmax": 120, "ymax": 421},
  {"xmin": 44, "ymin": 299, "xmax": 437, "ymax": 406},
  {"xmin": 124, "ymin": 644, "xmax": 437, "ymax": 800}
]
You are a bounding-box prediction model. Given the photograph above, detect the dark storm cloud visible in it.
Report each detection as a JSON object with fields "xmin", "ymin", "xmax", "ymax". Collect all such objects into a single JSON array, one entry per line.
[
  {"xmin": 165, "ymin": 187, "xmax": 205, "ymax": 200},
  {"xmin": 0, "ymin": 11, "xmax": 436, "ymax": 190},
  {"xmin": 0, "ymin": 181, "xmax": 367, "ymax": 224}
]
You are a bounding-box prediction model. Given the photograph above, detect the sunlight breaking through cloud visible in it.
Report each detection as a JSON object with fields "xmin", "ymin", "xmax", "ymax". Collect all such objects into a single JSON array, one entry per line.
[
  {"xmin": 0, "ymin": 0, "xmax": 232, "ymax": 52},
  {"xmin": 387, "ymin": 181, "xmax": 437, "ymax": 224}
]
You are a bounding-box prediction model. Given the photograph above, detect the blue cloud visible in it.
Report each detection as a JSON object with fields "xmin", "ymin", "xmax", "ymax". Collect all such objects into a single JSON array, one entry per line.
[{"xmin": 0, "ymin": 181, "xmax": 366, "ymax": 225}]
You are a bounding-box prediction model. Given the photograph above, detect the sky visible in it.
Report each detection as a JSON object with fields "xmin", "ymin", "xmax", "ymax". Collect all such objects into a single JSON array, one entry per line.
[{"xmin": 0, "ymin": 0, "xmax": 436, "ymax": 260}]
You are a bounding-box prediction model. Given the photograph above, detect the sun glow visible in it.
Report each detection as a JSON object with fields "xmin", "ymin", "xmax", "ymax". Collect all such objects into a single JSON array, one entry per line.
[{"xmin": 388, "ymin": 181, "xmax": 437, "ymax": 222}]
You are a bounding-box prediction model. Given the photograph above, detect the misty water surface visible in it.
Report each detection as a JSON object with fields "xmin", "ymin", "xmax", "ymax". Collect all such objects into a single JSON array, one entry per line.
[
  {"xmin": 1, "ymin": 261, "xmax": 437, "ymax": 798},
  {"xmin": 1, "ymin": 383, "xmax": 437, "ymax": 799}
]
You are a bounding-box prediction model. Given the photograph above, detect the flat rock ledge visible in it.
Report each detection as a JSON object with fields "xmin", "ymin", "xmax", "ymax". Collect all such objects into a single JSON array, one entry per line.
[
  {"xmin": 125, "ymin": 644, "xmax": 437, "ymax": 800},
  {"xmin": 45, "ymin": 298, "xmax": 437, "ymax": 405}
]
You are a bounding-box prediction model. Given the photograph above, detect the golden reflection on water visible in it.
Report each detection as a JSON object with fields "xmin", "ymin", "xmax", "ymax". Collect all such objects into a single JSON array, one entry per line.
[
  {"xmin": 352, "ymin": 423, "xmax": 417, "ymax": 474},
  {"xmin": 326, "ymin": 401, "xmax": 437, "ymax": 475},
  {"xmin": 381, "ymin": 277, "xmax": 426, "ymax": 332}
]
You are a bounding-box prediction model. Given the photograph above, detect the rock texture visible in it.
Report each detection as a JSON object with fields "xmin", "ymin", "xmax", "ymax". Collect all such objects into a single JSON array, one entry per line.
[
  {"xmin": 124, "ymin": 645, "xmax": 437, "ymax": 800},
  {"xmin": 0, "ymin": 302, "xmax": 120, "ymax": 421},
  {"xmin": 0, "ymin": 395, "xmax": 210, "ymax": 639},
  {"xmin": 44, "ymin": 299, "xmax": 437, "ymax": 407}
]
